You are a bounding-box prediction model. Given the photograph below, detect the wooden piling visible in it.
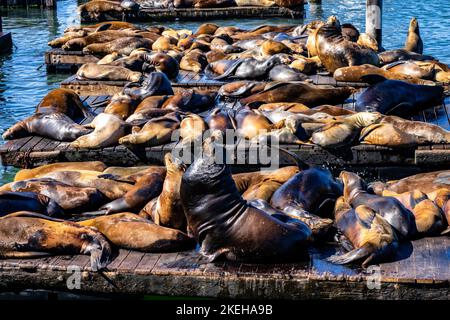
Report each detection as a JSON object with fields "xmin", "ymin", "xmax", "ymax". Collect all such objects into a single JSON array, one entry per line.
[
  {"xmin": 0, "ymin": 16, "xmax": 12, "ymax": 54},
  {"xmin": 366, "ymin": 0, "xmax": 382, "ymax": 46}
]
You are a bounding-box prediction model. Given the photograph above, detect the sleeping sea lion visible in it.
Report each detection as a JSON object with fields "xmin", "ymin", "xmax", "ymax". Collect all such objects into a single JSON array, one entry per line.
[
  {"xmin": 123, "ymin": 72, "xmax": 173, "ymax": 101},
  {"xmin": 14, "ymin": 162, "xmax": 106, "ymax": 182},
  {"xmin": 125, "ymin": 95, "xmax": 170, "ymax": 123},
  {"xmin": 65, "ymin": 21, "xmax": 137, "ymax": 33},
  {"xmin": 61, "ymin": 30, "xmax": 142, "ymax": 51},
  {"xmin": 180, "ymin": 49, "xmax": 208, "ymax": 73},
  {"xmin": 162, "ymin": 89, "xmax": 216, "ymax": 113},
  {"xmin": 83, "ymin": 37, "xmax": 153, "ymax": 56},
  {"xmin": 340, "ymin": 171, "xmax": 417, "ymax": 239},
  {"xmin": 359, "ymin": 122, "xmax": 422, "ymax": 147},
  {"xmin": 104, "ymin": 92, "xmax": 136, "ymax": 120},
  {"xmin": 404, "ymin": 17, "xmax": 423, "ymax": 54},
  {"xmin": 0, "ymin": 212, "xmax": 111, "ymax": 271},
  {"xmin": 234, "ymin": 108, "xmax": 272, "ymax": 140},
  {"xmin": 268, "ymin": 65, "xmax": 309, "ymax": 81},
  {"xmin": 78, "ymin": 213, "xmax": 195, "ymax": 252},
  {"xmin": 378, "ymin": 49, "xmax": 435, "ymax": 65},
  {"xmin": 77, "ymin": 63, "xmax": 142, "ymax": 82},
  {"xmin": 36, "ymin": 88, "xmax": 93, "ymax": 120},
  {"xmin": 205, "ymin": 108, "xmax": 234, "ymax": 133},
  {"xmin": 218, "ymin": 81, "xmax": 267, "ymax": 98},
  {"xmin": 71, "ymin": 113, "xmax": 126, "ymax": 149},
  {"xmin": 327, "ymin": 198, "xmax": 399, "ymax": 267},
  {"xmin": 0, "ymin": 191, "xmax": 63, "ymax": 217},
  {"xmin": 180, "ymin": 133, "xmax": 312, "ymax": 262},
  {"xmin": 194, "ymin": 23, "xmax": 219, "ymax": 36},
  {"xmin": 77, "ymin": 1, "xmax": 127, "ymax": 20},
  {"xmin": 382, "ymin": 60, "xmax": 434, "ymax": 80},
  {"xmin": 146, "ymin": 52, "xmax": 180, "ymax": 79},
  {"xmin": 48, "ymin": 30, "xmax": 87, "ymax": 48}
]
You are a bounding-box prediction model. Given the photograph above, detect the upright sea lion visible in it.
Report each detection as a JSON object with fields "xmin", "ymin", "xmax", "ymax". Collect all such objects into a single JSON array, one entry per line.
[
  {"xmin": 71, "ymin": 113, "xmax": 126, "ymax": 149},
  {"xmin": 119, "ymin": 112, "xmax": 181, "ymax": 146},
  {"xmin": 404, "ymin": 17, "xmax": 423, "ymax": 54},
  {"xmin": 140, "ymin": 154, "xmax": 186, "ymax": 231},
  {"xmin": 98, "ymin": 168, "xmax": 166, "ymax": 214},
  {"xmin": 240, "ymin": 82, "xmax": 355, "ymax": 108},
  {"xmin": 314, "ymin": 16, "xmax": 379, "ymax": 72},
  {"xmin": 83, "ymin": 37, "xmax": 153, "ymax": 56},
  {"xmin": 0, "ymin": 191, "xmax": 63, "ymax": 217},
  {"xmin": 78, "ymin": 213, "xmax": 195, "ymax": 252},
  {"xmin": 40, "ymin": 170, "xmax": 132, "ymax": 200},
  {"xmin": 10, "ymin": 179, "xmax": 105, "ymax": 212},
  {"xmin": 327, "ymin": 198, "xmax": 399, "ymax": 267},
  {"xmin": 180, "ymin": 133, "xmax": 312, "ymax": 262},
  {"xmin": 77, "ymin": 63, "xmax": 142, "ymax": 82},
  {"xmin": 0, "ymin": 212, "xmax": 111, "ymax": 270},
  {"xmin": 2, "ymin": 113, "xmax": 92, "ymax": 141},
  {"xmin": 340, "ymin": 171, "xmax": 417, "ymax": 239},
  {"xmin": 341, "ymin": 23, "xmax": 360, "ymax": 42},
  {"xmin": 14, "ymin": 162, "xmax": 106, "ymax": 182},
  {"xmin": 36, "ymin": 88, "xmax": 93, "ymax": 120},
  {"xmin": 355, "ymin": 75, "xmax": 443, "ymax": 115}
]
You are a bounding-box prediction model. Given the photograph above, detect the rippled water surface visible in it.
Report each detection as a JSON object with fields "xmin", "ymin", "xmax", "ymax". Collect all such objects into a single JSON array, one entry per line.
[{"xmin": 0, "ymin": 0, "xmax": 449, "ymax": 182}]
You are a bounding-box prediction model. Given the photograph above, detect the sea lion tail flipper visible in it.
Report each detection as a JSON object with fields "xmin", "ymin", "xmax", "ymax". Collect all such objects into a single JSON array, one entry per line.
[
  {"xmin": 326, "ymin": 244, "xmax": 373, "ymax": 265},
  {"xmin": 0, "ymin": 211, "xmax": 66, "ymax": 222},
  {"xmin": 80, "ymin": 209, "xmax": 109, "ymax": 217},
  {"xmin": 93, "ymin": 23, "xmax": 112, "ymax": 33},
  {"xmin": 269, "ymin": 145, "xmax": 310, "ymax": 170},
  {"xmin": 441, "ymin": 227, "xmax": 450, "ymax": 235},
  {"xmin": 82, "ymin": 233, "xmax": 112, "ymax": 271},
  {"xmin": 212, "ymin": 60, "xmax": 244, "ymax": 81},
  {"xmin": 360, "ymin": 74, "xmax": 388, "ymax": 85}
]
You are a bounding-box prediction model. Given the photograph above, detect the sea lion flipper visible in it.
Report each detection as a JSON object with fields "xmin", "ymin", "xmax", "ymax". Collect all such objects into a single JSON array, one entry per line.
[
  {"xmin": 354, "ymin": 205, "xmax": 376, "ymax": 229},
  {"xmin": 326, "ymin": 245, "xmax": 372, "ymax": 265},
  {"xmin": 212, "ymin": 59, "xmax": 245, "ymax": 80},
  {"xmin": 385, "ymin": 102, "xmax": 414, "ymax": 116},
  {"xmin": 360, "ymin": 74, "xmax": 388, "ymax": 85},
  {"xmin": 441, "ymin": 227, "xmax": 450, "ymax": 235},
  {"xmin": 2, "ymin": 251, "xmax": 52, "ymax": 258}
]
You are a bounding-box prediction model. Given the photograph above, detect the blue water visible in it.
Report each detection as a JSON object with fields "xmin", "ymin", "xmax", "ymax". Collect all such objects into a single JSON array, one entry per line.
[{"xmin": 0, "ymin": 0, "xmax": 449, "ymax": 182}]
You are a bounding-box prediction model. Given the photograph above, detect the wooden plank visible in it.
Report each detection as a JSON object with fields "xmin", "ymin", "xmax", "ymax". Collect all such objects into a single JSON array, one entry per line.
[
  {"xmin": 106, "ymin": 250, "xmax": 131, "ymax": 271},
  {"xmin": 134, "ymin": 253, "xmax": 161, "ymax": 275}
]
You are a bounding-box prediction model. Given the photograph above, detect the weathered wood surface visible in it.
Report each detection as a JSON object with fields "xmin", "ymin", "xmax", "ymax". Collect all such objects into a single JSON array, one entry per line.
[
  {"xmin": 0, "ymin": 237, "xmax": 448, "ymax": 299},
  {"xmin": 79, "ymin": 6, "xmax": 304, "ymax": 23}
]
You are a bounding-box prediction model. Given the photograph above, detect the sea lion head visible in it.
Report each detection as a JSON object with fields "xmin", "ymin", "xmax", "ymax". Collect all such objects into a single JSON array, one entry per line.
[
  {"xmin": 409, "ymin": 17, "xmax": 419, "ymax": 32},
  {"xmin": 165, "ymin": 152, "xmax": 186, "ymax": 175},
  {"xmin": 348, "ymin": 112, "xmax": 382, "ymax": 128},
  {"xmin": 326, "ymin": 15, "xmax": 341, "ymax": 30},
  {"xmin": 339, "ymin": 171, "xmax": 367, "ymax": 202},
  {"xmin": 2, "ymin": 120, "xmax": 28, "ymax": 140}
]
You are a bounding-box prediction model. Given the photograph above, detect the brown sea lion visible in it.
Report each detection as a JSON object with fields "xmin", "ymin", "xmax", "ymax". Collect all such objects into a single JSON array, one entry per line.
[
  {"xmin": 36, "ymin": 88, "xmax": 93, "ymax": 120},
  {"xmin": 83, "ymin": 37, "xmax": 153, "ymax": 56},
  {"xmin": 404, "ymin": 17, "xmax": 423, "ymax": 54},
  {"xmin": 78, "ymin": 213, "xmax": 195, "ymax": 252},
  {"xmin": 359, "ymin": 122, "xmax": 421, "ymax": 147},
  {"xmin": 194, "ymin": 23, "xmax": 219, "ymax": 36},
  {"xmin": 333, "ymin": 64, "xmax": 412, "ymax": 82},
  {"xmin": 314, "ymin": 16, "xmax": 380, "ymax": 72},
  {"xmin": 65, "ymin": 21, "xmax": 137, "ymax": 33},
  {"xmin": 0, "ymin": 191, "xmax": 63, "ymax": 217},
  {"xmin": 140, "ymin": 154, "xmax": 186, "ymax": 231},
  {"xmin": 357, "ymin": 33, "xmax": 381, "ymax": 52},
  {"xmin": 125, "ymin": 95, "xmax": 170, "ymax": 123},
  {"xmin": 77, "ymin": 1, "xmax": 126, "ymax": 21},
  {"xmin": 431, "ymin": 189, "xmax": 450, "ymax": 234},
  {"xmin": 193, "ymin": 0, "xmax": 235, "ymax": 8},
  {"xmin": 14, "ymin": 162, "xmax": 106, "ymax": 182},
  {"xmin": 146, "ymin": 52, "xmax": 180, "ymax": 79},
  {"xmin": 180, "ymin": 133, "xmax": 312, "ymax": 262},
  {"xmin": 234, "ymin": 108, "xmax": 272, "ymax": 140},
  {"xmin": 218, "ymin": 81, "xmax": 267, "ymax": 98},
  {"xmin": 40, "ymin": 170, "xmax": 132, "ymax": 200},
  {"xmin": 98, "ymin": 168, "xmax": 166, "ymax": 214},
  {"xmin": 289, "ymin": 56, "xmax": 321, "ymax": 74},
  {"xmin": 179, "ymin": 49, "xmax": 208, "ymax": 73},
  {"xmin": 378, "ymin": 49, "xmax": 435, "ymax": 65},
  {"xmin": 382, "ymin": 60, "xmax": 434, "ymax": 80},
  {"xmin": 327, "ymin": 198, "xmax": 399, "ymax": 267},
  {"xmin": 205, "ymin": 108, "xmax": 234, "ymax": 133},
  {"xmin": 71, "ymin": 113, "xmax": 126, "ymax": 149},
  {"xmin": 48, "ymin": 30, "xmax": 87, "ymax": 48},
  {"xmin": 240, "ymin": 82, "xmax": 355, "ymax": 108},
  {"xmin": 258, "ymin": 102, "xmax": 309, "ymax": 112},
  {"xmin": 101, "ymin": 166, "xmax": 153, "ymax": 178},
  {"xmin": 162, "ymin": 89, "xmax": 216, "ymax": 113},
  {"xmin": 179, "ymin": 114, "xmax": 207, "ymax": 144},
  {"xmin": 381, "ymin": 190, "xmax": 445, "ymax": 236},
  {"xmin": 2, "ymin": 113, "xmax": 92, "ymax": 142},
  {"xmin": 340, "ymin": 171, "xmax": 417, "ymax": 239},
  {"xmin": 152, "ymin": 35, "xmax": 178, "ymax": 51},
  {"xmin": 77, "ymin": 63, "xmax": 142, "ymax": 82},
  {"xmin": 302, "ymin": 105, "xmax": 355, "ymax": 117},
  {"xmin": 0, "ymin": 212, "xmax": 111, "ymax": 271},
  {"xmin": 119, "ymin": 112, "xmax": 181, "ymax": 146},
  {"xmin": 10, "ymin": 179, "xmax": 104, "ymax": 212},
  {"xmin": 104, "ymin": 92, "xmax": 136, "ymax": 120},
  {"xmin": 61, "ymin": 30, "xmax": 142, "ymax": 51}
]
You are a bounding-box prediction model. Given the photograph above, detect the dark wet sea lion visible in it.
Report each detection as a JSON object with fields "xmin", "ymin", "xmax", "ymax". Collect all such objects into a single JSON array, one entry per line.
[
  {"xmin": 240, "ymin": 82, "xmax": 355, "ymax": 108},
  {"xmin": 205, "ymin": 108, "xmax": 234, "ymax": 133},
  {"xmin": 341, "ymin": 23, "xmax": 360, "ymax": 42},
  {"xmin": 146, "ymin": 52, "xmax": 180, "ymax": 79},
  {"xmin": 124, "ymin": 72, "xmax": 173, "ymax": 101},
  {"xmin": 14, "ymin": 162, "xmax": 106, "ymax": 182},
  {"xmin": 77, "ymin": 63, "xmax": 142, "ymax": 82},
  {"xmin": 340, "ymin": 171, "xmax": 417, "ymax": 239},
  {"xmin": 126, "ymin": 95, "xmax": 170, "ymax": 122},
  {"xmin": 79, "ymin": 213, "xmax": 195, "ymax": 252},
  {"xmin": 180, "ymin": 133, "xmax": 312, "ymax": 262},
  {"xmin": 83, "ymin": 37, "xmax": 153, "ymax": 56},
  {"xmin": 36, "ymin": 88, "xmax": 93, "ymax": 120},
  {"xmin": 378, "ymin": 49, "xmax": 435, "ymax": 65},
  {"xmin": 314, "ymin": 16, "xmax": 379, "ymax": 72},
  {"xmin": 327, "ymin": 197, "xmax": 398, "ymax": 267},
  {"xmin": 0, "ymin": 191, "xmax": 63, "ymax": 217},
  {"xmin": 10, "ymin": 179, "xmax": 104, "ymax": 212},
  {"xmin": 268, "ymin": 65, "xmax": 309, "ymax": 81},
  {"xmin": 355, "ymin": 76, "xmax": 444, "ymax": 115},
  {"xmin": 140, "ymin": 154, "xmax": 186, "ymax": 231},
  {"xmin": 0, "ymin": 212, "xmax": 111, "ymax": 270},
  {"xmin": 162, "ymin": 89, "xmax": 216, "ymax": 113},
  {"xmin": 2, "ymin": 113, "xmax": 92, "ymax": 141},
  {"xmin": 404, "ymin": 17, "xmax": 423, "ymax": 54}
]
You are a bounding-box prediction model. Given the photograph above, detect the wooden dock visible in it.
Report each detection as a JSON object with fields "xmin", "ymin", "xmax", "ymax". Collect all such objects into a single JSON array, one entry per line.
[
  {"xmin": 0, "ymin": 236, "xmax": 448, "ymax": 299},
  {"xmin": 0, "ymin": 0, "xmax": 55, "ymax": 7},
  {"xmin": 79, "ymin": 6, "xmax": 304, "ymax": 23},
  {"xmin": 1, "ymin": 95, "xmax": 449, "ymax": 180}
]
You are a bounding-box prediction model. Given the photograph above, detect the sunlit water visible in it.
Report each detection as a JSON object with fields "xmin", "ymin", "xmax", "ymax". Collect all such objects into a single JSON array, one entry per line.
[{"xmin": 0, "ymin": 0, "xmax": 449, "ymax": 182}]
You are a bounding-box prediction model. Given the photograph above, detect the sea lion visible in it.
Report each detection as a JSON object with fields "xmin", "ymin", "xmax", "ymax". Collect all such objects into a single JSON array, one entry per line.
[
  {"xmin": 83, "ymin": 37, "xmax": 153, "ymax": 56},
  {"xmin": 2, "ymin": 113, "xmax": 92, "ymax": 141},
  {"xmin": 382, "ymin": 60, "xmax": 434, "ymax": 80},
  {"xmin": 341, "ymin": 23, "xmax": 360, "ymax": 42},
  {"xmin": 14, "ymin": 162, "xmax": 106, "ymax": 182},
  {"xmin": 119, "ymin": 112, "xmax": 181, "ymax": 146},
  {"xmin": 125, "ymin": 95, "xmax": 170, "ymax": 123},
  {"xmin": 0, "ymin": 191, "xmax": 63, "ymax": 217},
  {"xmin": 240, "ymin": 82, "xmax": 355, "ymax": 108},
  {"xmin": 381, "ymin": 190, "xmax": 445, "ymax": 236},
  {"xmin": 152, "ymin": 35, "xmax": 178, "ymax": 51},
  {"xmin": 359, "ymin": 122, "xmax": 421, "ymax": 148},
  {"xmin": 303, "ymin": 105, "xmax": 355, "ymax": 117},
  {"xmin": 194, "ymin": 23, "xmax": 219, "ymax": 36},
  {"xmin": 10, "ymin": 179, "xmax": 104, "ymax": 212},
  {"xmin": 355, "ymin": 75, "xmax": 443, "ymax": 115},
  {"xmin": 333, "ymin": 64, "xmax": 412, "ymax": 82},
  {"xmin": 180, "ymin": 133, "xmax": 312, "ymax": 262},
  {"xmin": 205, "ymin": 108, "xmax": 234, "ymax": 133},
  {"xmin": 0, "ymin": 212, "xmax": 111, "ymax": 271},
  {"xmin": 378, "ymin": 49, "xmax": 435, "ymax": 65},
  {"xmin": 179, "ymin": 113, "xmax": 207, "ymax": 144},
  {"xmin": 61, "ymin": 30, "xmax": 142, "ymax": 51},
  {"xmin": 98, "ymin": 168, "xmax": 166, "ymax": 214},
  {"xmin": 327, "ymin": 198, "xmax": 399, "ymax": 267},
  {"xmin": 357, "ymin": 33, "xmax": 381, "ymax": 52},
  {"xmin": 404, "ymin": 17, "xmax": 423, "ymax": 54},
  {"xmin": 71, "ymin": 113, "xmax": 126, "ymax": 149},
  {"xmin": 104, "ymin": 92, "xmax": 136, "ymax": 120},
  {"xmin": 431, "ymin": 189, "xmax": 450, "ymax": 234},
  {"xmin": 77, "ymin": 63, "xmax": 142, "ymax": 82},
  {"xmin": 289, "ymin": 56, "xmax": 321, "ymax": 74},
  {"xmin": 340, "ymin": 171, "xmax": 417, "ymax": 239},
  {"xmin": 77, "ymin": 1, "xmax": 127, "ymax": 20},
  {"xmin": 146, "ymin": 52, "xmax": 179, "ymax": 79},
  {"xmin": 40, "ymin": 170, "xmax": 132, "ymax": 200},
  {"xmin": 314, "ymin": 16, "xmax": 379, "ymax": 72},
  {"xmin": 268, "ymin": 65, "xmax": 309, "ymax": 81},
  {"xmin": 162, "ymin": 89, "xmax": 216, "ymax": 113},
  {"xmin": 48, "ymin": 30, "xmax": 87, "ymax": 48},
  {"xmin": 65, "ymin": 21, "xmax": 137, "ymax": 33},
  {"xmin": 180, "ymin": 49, "xmax": 208, "ymax": 73},
  {"xmin": 123, "ymin": 72, "xmax": 173, "ymax": 101},
  {"xmin": 78, "ymin": 213, "xmax": 194, "ymax": 252},
  {"xmin": 218, "ymin": 81, "xmax": 267, "ymax": 98},
  {"xmin": 193, "ymin": 0, "xmax": 236, "ymax": 8},
  {"xmin": 311, "ymin": 112, "xmax": 382, "ymax": 148},
  {"xmin": 36, "ymin": 88, "xmax": 93, "ymax": 120},
  {"xmin": 258, "ymin": 102, "xmax": 309, "ymax": 112},
  {"xmin": 234, "ymin": 108, "xmax": 272, "ymax": 140},
  {"xmin": 101, "ymin": 166, "xmax": 153, "ymax": 178},
  {"xmin": 140, "ymin": 153, "xmax": 186, "ymax": 231}
]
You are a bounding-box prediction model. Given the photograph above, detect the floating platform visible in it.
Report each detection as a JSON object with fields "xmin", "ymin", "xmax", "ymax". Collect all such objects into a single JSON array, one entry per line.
[
  {"xmin": 79, "ymin": 6, "xmax": 304, "ymax": 23},
  {"xmin": 1, "ymin": 95, "xmax": 449, "ymax": 180},
  {"xmin": 0, "ymin": 236, "xmax": 448, "ymax": 299}
]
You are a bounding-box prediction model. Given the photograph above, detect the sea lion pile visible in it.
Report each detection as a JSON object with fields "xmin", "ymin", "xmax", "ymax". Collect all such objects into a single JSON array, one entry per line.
[
  {"xmin": 49, "ymin": 18, "xmax": 450, "ymax": 86},
  {"xmin": 0, "ymin": 143, "xmax": 449, "ymax": 269}
]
